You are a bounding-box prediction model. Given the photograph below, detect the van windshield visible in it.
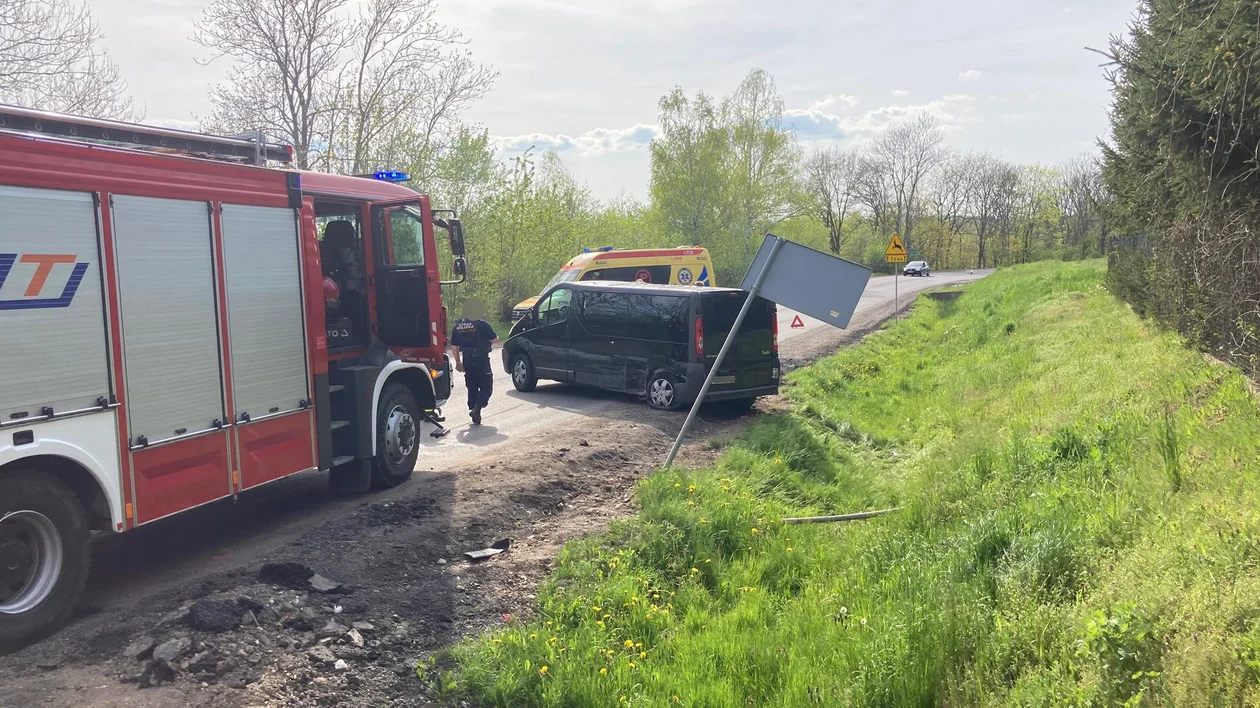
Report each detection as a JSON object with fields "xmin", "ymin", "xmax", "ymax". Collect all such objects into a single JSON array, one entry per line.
[
  {"xmin": 700, "ymin": 291, "xmax": 775, "ymax": 362},
  {"xmin": 545, "ymin": 268, "xmax": 583, "ymax": 290}
]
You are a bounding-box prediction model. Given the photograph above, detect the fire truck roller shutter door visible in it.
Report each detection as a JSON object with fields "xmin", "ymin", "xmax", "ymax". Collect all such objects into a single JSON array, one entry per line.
[
  {"xmin": 112, "ymin": 196, "xmax": 225, "ymax": 443},
  {"xmin": 0, "ymin": 186, "xmax": 111, "ymax": 422},
  {"xmin": 220, "ymin": 205, "xmax": 309, "ymax": 421}
]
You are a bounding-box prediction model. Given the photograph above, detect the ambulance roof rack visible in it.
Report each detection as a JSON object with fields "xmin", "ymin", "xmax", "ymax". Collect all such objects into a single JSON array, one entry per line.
[{"xmin": 0, "ymin": 103, "xmax": 293, "ymax": 165}]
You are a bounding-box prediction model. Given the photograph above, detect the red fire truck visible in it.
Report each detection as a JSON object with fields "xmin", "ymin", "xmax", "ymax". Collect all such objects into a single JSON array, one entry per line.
[{"xmin": 0, "ymin": 106, "xmax": 466, "ymax": 643}]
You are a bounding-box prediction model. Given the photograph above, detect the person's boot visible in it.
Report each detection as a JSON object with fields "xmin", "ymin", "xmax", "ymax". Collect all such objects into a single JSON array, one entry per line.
[{"xmin": 470, "ymin": 405, "xmax": 482, "ymax": 425}]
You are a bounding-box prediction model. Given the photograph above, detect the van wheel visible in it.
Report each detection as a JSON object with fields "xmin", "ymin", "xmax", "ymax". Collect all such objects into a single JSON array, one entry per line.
[
  {"xmin": 371, "ymin": 382, "xmax": 419, "ymax": 489},
  {"xmin": 647, "ymin": 373, "xmax": 682, "ymax": 411},
  {"xmin": 511, "ymin": 353, "xmax": 537, "ymax": 392},
  {"xmin": 0, "ymin": 470, "xmax": 91, "ymax": 646}
]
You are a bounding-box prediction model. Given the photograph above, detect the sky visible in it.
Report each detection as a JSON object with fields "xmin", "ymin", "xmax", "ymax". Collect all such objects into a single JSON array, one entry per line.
[{"xmin": 88, "ymin": 0, "xmax": 1139, "ymax": 201}]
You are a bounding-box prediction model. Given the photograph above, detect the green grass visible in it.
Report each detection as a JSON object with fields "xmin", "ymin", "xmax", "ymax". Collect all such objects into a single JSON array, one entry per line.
[{"xmin": 433, "ymin": 261, "xmax": 1260, "ymax": 706}]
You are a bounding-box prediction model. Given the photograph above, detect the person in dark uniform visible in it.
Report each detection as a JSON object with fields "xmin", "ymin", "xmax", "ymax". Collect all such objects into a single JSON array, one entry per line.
[{"xmin": 449, "ymin": 299, "xmax": 499, "ymax": 425}]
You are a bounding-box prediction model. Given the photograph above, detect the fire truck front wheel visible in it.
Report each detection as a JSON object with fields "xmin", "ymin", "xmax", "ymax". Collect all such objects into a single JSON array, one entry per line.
[
  {"xmin": 0, "ymin": 469, "xmax": 91, "ymax": 645},
  {"xmin": 372, "ymin": 382, "xmax": 421, "ymax": 489}
]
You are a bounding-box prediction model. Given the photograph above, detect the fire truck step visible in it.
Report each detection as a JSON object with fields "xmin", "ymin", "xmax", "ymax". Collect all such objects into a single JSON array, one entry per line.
[
  {"xmin": 330, "ymin": 420, "xmax": 350, "ymax": 431},
  {"xmin": 328, "ymin": 384, "xmax": 346, "ymax": 394},
  {"xmin": 331, "ymin": 455, "xmax": 356, "ymax": 467}
]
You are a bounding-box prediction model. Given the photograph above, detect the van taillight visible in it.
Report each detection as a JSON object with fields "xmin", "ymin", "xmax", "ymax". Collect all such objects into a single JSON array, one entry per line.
[
  {"xmin": 695, "ymin": 317, "xmax": 704, "ymax": 356},
  {"xmin": 772, "ymin": 309, "xmax": 779, "ymax": 352}
]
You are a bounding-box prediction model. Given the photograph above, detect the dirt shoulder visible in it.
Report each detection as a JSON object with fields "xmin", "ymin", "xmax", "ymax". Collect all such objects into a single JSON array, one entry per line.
[{"xmin": 0, "ymin": 294, "xmax": 917, "ymax": 708}]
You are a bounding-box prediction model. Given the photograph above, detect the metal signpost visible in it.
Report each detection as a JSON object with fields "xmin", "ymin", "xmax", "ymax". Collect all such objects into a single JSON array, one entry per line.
[
  {"xmin": 663, "ymin": 234, "xmax": 872, "ymax": 468},
  {"xmin": 884, "ymin": 233, "xmax": 907, "ymax": 318}
]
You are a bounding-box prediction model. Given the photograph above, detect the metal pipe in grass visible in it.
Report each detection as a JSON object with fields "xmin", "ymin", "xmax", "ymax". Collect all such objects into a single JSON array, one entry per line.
[{"xmin": 782, "ymin": 507, "xmax": 903, "ymax": 524}]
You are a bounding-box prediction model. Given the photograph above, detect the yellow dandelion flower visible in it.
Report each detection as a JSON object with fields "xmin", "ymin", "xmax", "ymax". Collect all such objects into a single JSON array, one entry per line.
[
  {"xmin": 751, "ymin": 527, "xmax": 759, "ymax": 535},
  {"xmin": 699, "ymin": 518, "xmax": 707, "ymax": 524},
  {"xmin": 492, "ymin": 639, "xmax": 502, "ymax": 644},
  {"xmin": 688, "ymin": 484, "xmax": 696, "ymax": 493},
  {"xmin": 625, "ymin": 639, "xmax": 635, "ymax": 647},
  {"xmin": 673, "ymin": 483, "xmax": 680, "ymax": 488},
  {"xmin": 593, "ymin": 606, "xmax": 602, "ymax": 612},
  {"xmin": 639, "ymin": 651, "xmax": 647, "ymax": 659},
  {"xmin": 673, "ymin": 697, "xmax": 681, "ymax": 704},
  {"xmin": 628, "ymin": 662, "xmax": 636, "ymax": 669},
  {"xmin": 529, "ymin": 633, "xmax": 537, "ymax": 639},
  {"xmin": 635, "ymin": 642, "xmax": 643, "ymax": 649},
  {"xmin": 603, "ymin": 614, "xmax": 611, "ymax": 620},
  {"xmin": 600, "ymin": 667, "xmax": 608, "ymax": 675},
  {"xmin": 690, "ymin": 567, "xmax": 699, "ymax": 574},
  {"xmin": 687, "ymin": 501, "xmax": 696, "ymax": 507},
  {"xmin": 596, "ymin": 621, "xmax": 605, "ymax": 628},
  {"xmin": 540, "ymin": 665, "xmax": 549, "ymax": 675},
  {"xmin": 775, "ymin": 457, "xmax": 782, "ymax": 464},
  {"xmin": 787, "ymin": 547, "xmax": 793, "ymax": 553}
]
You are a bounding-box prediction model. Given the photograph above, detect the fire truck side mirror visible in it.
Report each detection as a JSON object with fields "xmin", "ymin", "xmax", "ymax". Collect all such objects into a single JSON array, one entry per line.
[
  {"xmin": 449, "ymin": 219, "xmax": 466, "ymax": 257},
  {"xmin": 452, "ymin": 257, "xmax": 467, "ymax": 277}
]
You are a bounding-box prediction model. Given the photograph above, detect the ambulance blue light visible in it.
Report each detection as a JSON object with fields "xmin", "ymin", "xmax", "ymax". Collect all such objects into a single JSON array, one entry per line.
[{"xmin": 373, "ymin": 170, "xmax": 410, "ymax": 182}]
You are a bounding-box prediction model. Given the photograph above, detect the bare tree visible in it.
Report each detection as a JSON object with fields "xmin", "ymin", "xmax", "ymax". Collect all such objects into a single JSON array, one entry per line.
[
  {"xmin": 196, "ymin": 0, "xmax": 492, "ymax": 174},
  {"xmin": 326, "ymin": 0, "xmax": 495, "ymax": 175},
  {"xmin": 0, "ymin": 0, "xmax": 134, "ymax": 118},
  {"xmin": 804, "ymin": 146, "xmax": 860, "ymax": 254},
  {"xmin": 868, "ymin": 113, "xmax": 946, "ymax": 250},
  {"xmin": 1060, "ymin": 154, "xmax": 1106, "ymax": 256},
  {"xmin": 195, "ymin": 0, "xmax": 350, "ymax": 169},
  {"xmin": 927, "ymin": 152, "xmax": 979, "ymax": 265},
  {"xmin": 967, "ymin": 155, "xmax": 1019, "ymax": 268},
  {"xmin": 852, "ymin": 154, "xmax": 894, "ymax": 238}
]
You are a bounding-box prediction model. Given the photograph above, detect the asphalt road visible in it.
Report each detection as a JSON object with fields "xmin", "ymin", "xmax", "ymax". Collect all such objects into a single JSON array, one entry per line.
[{"xmin": 75, "ymin": 269, "xmax": 990, "ymax": 614}]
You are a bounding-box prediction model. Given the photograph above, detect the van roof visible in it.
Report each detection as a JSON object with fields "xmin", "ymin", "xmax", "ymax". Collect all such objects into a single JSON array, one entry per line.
[{"xmin": 564, "ymin": 281, "xmax": 740, "ymax": 296}]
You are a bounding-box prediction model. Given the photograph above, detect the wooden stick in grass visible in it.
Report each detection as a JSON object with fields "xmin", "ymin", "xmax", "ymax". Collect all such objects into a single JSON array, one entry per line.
[{"xmin": 782, "ymin": 508, "xmax": 903, "ymax": 525}]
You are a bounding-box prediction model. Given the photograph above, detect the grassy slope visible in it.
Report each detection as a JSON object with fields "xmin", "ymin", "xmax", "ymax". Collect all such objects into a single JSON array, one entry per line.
[{"xmin": 438, "ymin": 261, "xmax": 1260, "ymax": 706}]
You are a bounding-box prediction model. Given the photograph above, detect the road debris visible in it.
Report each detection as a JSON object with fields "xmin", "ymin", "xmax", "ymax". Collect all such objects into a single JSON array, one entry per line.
[{"xmin": 464, "ymin": 538, "xmax": 511, "ymax": 561}]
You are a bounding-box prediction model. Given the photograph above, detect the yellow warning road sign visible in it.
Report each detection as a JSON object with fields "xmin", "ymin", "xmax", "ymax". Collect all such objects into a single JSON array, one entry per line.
[{"xmin": 885, "ymin": 233, "xmax": 907, "ymax": 263}]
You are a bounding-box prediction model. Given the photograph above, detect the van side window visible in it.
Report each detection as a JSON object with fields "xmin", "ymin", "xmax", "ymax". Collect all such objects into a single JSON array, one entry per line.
[
  {"xmin": 580, "ymin": 291, "xmax": 631, "ymax": 336},
  {"xmin": 583, "ymin": 265, "xmax": 671, "ymax": 284},
  {"xmin": 629, "ymin": 295, "xmax": 690, "ymax": 343},
  {"xmin": 538, "ymin": 288, "xmax": 572, "ymax": 326}
]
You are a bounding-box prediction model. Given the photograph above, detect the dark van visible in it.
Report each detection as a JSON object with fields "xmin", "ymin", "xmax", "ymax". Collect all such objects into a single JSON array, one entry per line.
[{"xmin": 502, "ymin": 282, "xmax": 779, "ymax": 412}]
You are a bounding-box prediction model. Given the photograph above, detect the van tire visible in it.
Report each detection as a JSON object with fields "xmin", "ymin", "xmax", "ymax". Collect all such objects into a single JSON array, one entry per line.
[
  {"xmin": 646, "ymin": 373, "xmax": 683, "ymax": 411},
  {"xmin": 511, "ymin": 353, "xmax": 537, "ymax": 392},
  {"xmin": 0, "ymin": 469, "xmax": 91, "ymax": 646},
  {"xmin": 371, "ymin": 382, "xmax": 419, "ymax": 489}
]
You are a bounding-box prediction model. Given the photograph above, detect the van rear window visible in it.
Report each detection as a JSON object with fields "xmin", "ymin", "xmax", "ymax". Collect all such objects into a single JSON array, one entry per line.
[{"xmin": 700, "ymin": 292, "xmax": 775, "ymax": 361}]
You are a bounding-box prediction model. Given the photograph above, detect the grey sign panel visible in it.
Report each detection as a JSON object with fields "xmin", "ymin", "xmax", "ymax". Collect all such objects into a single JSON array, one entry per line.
[{"xmin": 739, "ymin": 235, "xmax": 871, "ymax": 328}]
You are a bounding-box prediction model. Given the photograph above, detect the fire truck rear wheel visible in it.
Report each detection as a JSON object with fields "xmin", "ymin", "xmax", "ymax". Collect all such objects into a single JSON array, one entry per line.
[
  {"xmin": 0, "ymin": 469, "xmax": 91, "ymax": 646},
  {"xmin": 372, "ymin": 382, "xmax": 421, "ymax": 489}
]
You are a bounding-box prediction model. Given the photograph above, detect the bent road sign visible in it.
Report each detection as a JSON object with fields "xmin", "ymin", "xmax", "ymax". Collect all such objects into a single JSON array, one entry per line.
[{"xmin": 740, "ymin": 234, "xmax": 872, "ymax": 329}]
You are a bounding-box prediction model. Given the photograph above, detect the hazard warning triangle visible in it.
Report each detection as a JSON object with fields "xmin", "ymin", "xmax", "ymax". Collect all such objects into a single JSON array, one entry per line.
[{"xmin": 790, "ymin": 315, "xmax": 804, "ymax": 329}]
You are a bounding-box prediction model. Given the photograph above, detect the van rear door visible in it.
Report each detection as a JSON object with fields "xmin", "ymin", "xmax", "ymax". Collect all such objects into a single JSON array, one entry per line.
[{"xmin": 697, "ymin": 291, "xmax": 777, "ymax": 391}]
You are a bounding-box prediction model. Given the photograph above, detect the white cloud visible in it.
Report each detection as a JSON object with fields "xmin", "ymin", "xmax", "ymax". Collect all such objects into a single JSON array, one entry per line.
[
  {"xmin": 495, "ymin": 123, "xmax": 661, "ymax": 156},
  {"xmin": 810, "ymin": 94, "xmax": 859, "ymax": 110},
  {"xmin": 958, "ymin": 69, "xmax": 983, "ymax": 82},
  {"xmin": 785, "ymin": 93, "xmax": 980, "ymax": 144},
  {"xmin": 891, "ymin": 89, "xmax": 910, "ymax": 97}
]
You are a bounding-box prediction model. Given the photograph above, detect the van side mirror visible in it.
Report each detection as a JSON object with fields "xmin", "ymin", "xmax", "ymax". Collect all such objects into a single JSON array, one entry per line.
[{"xmin": 449, "ymin": 219, "xmax": 466, "ymax": 257}]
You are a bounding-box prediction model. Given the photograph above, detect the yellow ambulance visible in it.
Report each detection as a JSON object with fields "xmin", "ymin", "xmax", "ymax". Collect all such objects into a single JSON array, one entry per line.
[{"xmin": 511, "ymin": 246, "xmax": 716, "ymax": 321}]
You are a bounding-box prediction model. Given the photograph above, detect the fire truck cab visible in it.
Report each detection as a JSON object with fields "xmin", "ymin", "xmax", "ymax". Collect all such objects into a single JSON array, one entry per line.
[{"xmin": 0, "ymin": 106, "xmax": 465, "ymax": 644}]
